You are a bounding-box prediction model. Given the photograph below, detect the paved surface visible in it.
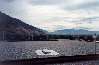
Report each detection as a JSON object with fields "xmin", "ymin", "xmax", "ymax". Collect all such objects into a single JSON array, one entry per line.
[{"xmin": 0, "ymin": 40, "xmax": 97, "ymax": 61}]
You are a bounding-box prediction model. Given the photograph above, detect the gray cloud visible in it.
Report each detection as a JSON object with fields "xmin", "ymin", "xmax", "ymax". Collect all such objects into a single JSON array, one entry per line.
[
  {"xmin": 64, "ymin": 0, "xmax": 99, "ymax": 10},
  {"xmin": 30, "ymin": 0, "xmax": 66, "ymax": 5},
  {"xmin": 71, "ymin": 16, "xmax": 99, "ymax": 24},
  {"xmin": 81, "ymin": 17, "xmax": 99, "ymax": 22},
  {"xmin": 0, "ymin": 0, "xmax": 14, "ymax": 2},
  {"xmin": 78, "ymin": 27, "xmax": 92, "ymax": 30},
  {"xmin": 0, "ymin": 0, "xmax": 99, "ymax": 31}
]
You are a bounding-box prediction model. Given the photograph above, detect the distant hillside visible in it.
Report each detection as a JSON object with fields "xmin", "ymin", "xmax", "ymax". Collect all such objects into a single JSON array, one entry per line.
[
  {"xmin": 0, "ymin": 11, "xmax": 47, "ymax": 41},
  {"xmin": 50, "ymin": 29, "xmax": 99, "ymax": 35}
]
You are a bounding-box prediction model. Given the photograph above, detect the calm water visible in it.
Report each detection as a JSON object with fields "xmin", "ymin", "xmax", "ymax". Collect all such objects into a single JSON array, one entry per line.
[{"xmin": 0, "ymin": 40, "xmax": 98, "ymax": 61}]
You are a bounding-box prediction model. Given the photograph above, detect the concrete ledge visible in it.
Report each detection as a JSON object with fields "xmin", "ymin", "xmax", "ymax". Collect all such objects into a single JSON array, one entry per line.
[{"xmin": 2, "ymin": 54, "xmax": 99, "ymax": 65}]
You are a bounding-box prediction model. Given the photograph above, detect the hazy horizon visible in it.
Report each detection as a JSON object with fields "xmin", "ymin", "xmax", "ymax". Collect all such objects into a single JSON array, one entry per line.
[{"xmin": 0, "ymin": 0, "xmax": 99, "ymax": 32}]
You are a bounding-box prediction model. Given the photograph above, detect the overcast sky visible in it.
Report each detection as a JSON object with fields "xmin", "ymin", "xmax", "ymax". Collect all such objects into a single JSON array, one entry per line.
[{"xmin": 0, "ymin": 0, "xmax": 99, "ymax": 32}]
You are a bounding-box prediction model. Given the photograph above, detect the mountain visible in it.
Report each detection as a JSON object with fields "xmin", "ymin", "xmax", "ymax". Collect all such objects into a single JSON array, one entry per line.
[
  {"xmin": 0, "ymin": 11, "xmax": 47, "ymax": 41},
  {"xmin": 50, "ymin": 29, "xmax": 99, "ymax": 35}
]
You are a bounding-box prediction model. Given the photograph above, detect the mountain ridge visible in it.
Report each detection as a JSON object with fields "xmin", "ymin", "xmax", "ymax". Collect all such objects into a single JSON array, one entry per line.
[
  {"xmin": 0, "ymin": 11, "xmax": 47, "ymax": 41},
  {"xmin": 50, "ymin": 29, "xmax": 99, "ymax": 35}
]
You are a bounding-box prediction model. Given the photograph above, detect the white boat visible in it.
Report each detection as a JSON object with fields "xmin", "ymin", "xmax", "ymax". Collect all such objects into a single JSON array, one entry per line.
[{"xmin": 35, "ymin": 49, "xmax": 59, "ymax": 55}]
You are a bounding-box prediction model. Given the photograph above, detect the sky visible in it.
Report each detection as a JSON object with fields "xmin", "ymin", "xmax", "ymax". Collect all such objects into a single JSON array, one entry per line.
[{"xmin": 0, "ymin": 0, "xmax": 99, "ymax": 32}]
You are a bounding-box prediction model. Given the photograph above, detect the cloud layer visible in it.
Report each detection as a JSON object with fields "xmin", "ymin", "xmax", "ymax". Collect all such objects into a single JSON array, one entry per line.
[{"xmin": 0, "ymin": 0, "xmax": 99, "ymax": 32}]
